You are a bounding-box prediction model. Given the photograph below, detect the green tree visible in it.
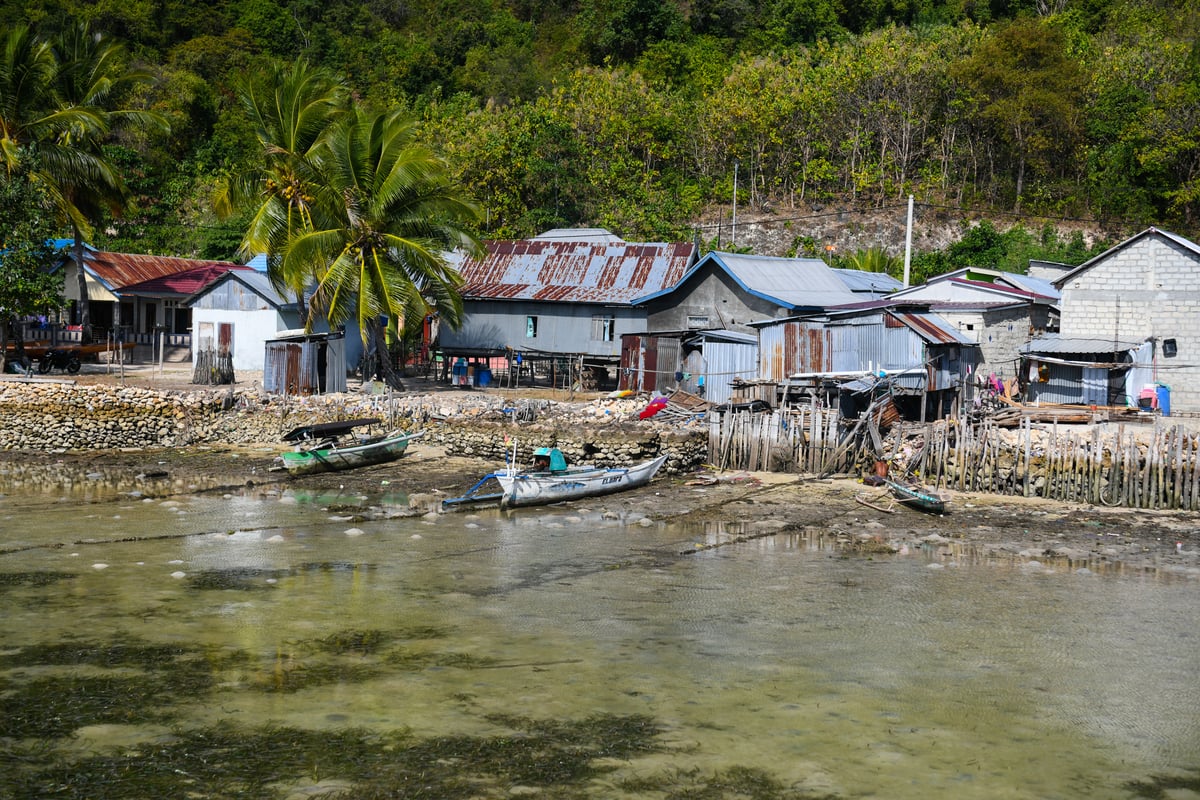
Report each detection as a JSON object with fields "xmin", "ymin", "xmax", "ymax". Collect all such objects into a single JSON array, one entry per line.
[
  {"xmin": 214, "ymin": 59, "xmax": 349, "ymax": 316},
  {"xmin": 0, "ymin": 163, "xmax": 63, "ymax": 373},
  {"xmin": 283, "ymin": 107, "xmax": 483, "ymax": 382},
  {"xmin": 52, "ymin": 22, "xmax": 168, "ymax": 340},
  {"xmin": 0, "ymin": 23, "xmax": 166, "ymax": 341},
  {"xmin": 843, "ymin": 245, "xmax": 901, "ymax": 275},
  {"xmin": 952, "ymin": 17, "xmax": 1085, "ymax": 212}
]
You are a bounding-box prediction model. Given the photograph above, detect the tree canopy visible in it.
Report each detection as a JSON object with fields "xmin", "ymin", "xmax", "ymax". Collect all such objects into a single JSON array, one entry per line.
[{"xmin": 0, "ymin": 0, "xmax": 1195, "ymax": 285}]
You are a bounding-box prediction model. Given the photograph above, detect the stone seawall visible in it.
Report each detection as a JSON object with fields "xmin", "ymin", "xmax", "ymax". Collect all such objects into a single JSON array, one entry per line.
[{"xmin": 0, "ymin": 381, "xmax": 708, "ymax": 473}]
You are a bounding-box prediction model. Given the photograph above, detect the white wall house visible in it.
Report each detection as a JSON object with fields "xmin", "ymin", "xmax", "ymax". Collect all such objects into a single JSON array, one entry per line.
[{"xmin": 186, "ymin": 271, "xmax": 302, "ymax": 371}]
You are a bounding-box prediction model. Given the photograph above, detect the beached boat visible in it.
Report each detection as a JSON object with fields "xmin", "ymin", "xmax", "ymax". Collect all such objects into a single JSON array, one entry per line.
[
  {"xmin": 444, "ymin": 449, "xmax": 669, "ymax": 509},
  {"xmin": 276, "ymin": 418, "xmax": 422, "ymax": 476},
  {"xmin": 884, "ymin": 479, "xmax": 947, "ymax": 514}
]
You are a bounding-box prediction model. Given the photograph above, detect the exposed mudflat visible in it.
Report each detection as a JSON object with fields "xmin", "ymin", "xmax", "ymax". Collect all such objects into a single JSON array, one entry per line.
[{"xmin": 4, "ymin": 441, "xmax": 1197, "ymax": 576}]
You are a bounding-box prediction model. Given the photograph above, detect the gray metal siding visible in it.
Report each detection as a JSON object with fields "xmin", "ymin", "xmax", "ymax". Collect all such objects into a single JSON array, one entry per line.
[
  {"xmin": 1026, "ymin": 363, "xmax": 1085, "ymax": 405},
  {"xmin": 441, "ymin": 300, "xmax": 645, "ymax": 358},
  {"xmin": 698, "ymin": 341, "xmax": 759, "ymax": 404}
]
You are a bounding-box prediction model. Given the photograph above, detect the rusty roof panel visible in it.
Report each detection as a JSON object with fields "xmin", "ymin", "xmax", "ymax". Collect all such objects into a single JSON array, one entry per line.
[
  {"xmin": 83, "ymin": 251, "xmax": 242, "ymax": 291},
  {"xmin": 891, "ymin": 311, "xmax": 973, "ymax": 345},
  {"xmin": 457, "ymin": 240, "xmax": 696, "ymax": 304},
  {"xmin": 119, "ymin": 264, "xmax": 254, "ymax": 297}
]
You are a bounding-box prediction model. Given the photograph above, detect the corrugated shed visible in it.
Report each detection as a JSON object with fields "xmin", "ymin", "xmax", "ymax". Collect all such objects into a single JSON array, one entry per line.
[
  {"xmin": 455, "ymin": 239, "xmax": 697, "ymax": 304},
  {"xmin": 689, "ymin": 337, "xmax": 759, "ymax": 405},
  {"xmin": 756, "ymin": 310, "xmax": 973, "ymax": 390},
  {"xmin": 263, "ymin": 333, "xmax": 346, "ymax": 395},
  {"xmin": 618, "ymin": 333, "xmax": 680, "ymax": 393}
]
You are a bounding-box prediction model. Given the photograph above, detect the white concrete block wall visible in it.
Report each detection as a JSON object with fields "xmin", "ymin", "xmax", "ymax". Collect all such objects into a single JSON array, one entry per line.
[{"xmin": 1059, "ymin": 233, "xmax": 1200, "ymax": 414}]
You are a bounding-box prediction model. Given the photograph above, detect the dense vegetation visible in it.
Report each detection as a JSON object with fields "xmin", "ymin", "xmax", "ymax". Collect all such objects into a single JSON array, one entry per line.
[{"xmin": 1, "ymin": 0, "xmax": 1198, "ymax": 274}]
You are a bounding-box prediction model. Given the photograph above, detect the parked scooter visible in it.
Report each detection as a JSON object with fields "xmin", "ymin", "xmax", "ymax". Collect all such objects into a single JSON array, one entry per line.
[{"xmin": 38, "ymin": 348, "xmax": 82, "ymax": 374}]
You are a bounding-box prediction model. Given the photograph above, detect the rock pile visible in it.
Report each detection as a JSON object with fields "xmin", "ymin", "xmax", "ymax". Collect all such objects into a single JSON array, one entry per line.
[{"xmin": 0, "ymin": 380, "xmax": 708, "ymax": 471}]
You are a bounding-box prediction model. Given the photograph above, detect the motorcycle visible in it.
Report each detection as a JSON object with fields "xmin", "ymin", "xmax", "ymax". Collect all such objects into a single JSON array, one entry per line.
[{"xmin": 38, "ymin": 348, "xmax": 82, "ymax": 374}]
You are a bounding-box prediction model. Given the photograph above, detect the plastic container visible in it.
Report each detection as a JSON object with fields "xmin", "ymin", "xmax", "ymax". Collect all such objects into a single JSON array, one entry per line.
[
  {"xmin": 1157, "ymin": 384, "xmax": 1171, "ymax": 416},
  {"xmin": 478, "ymin": 368, "xmax": 492, "ymax": 387}
]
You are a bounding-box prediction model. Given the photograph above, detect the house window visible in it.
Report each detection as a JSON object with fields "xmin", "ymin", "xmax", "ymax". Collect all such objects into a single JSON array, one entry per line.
[
  {"xmin": 1163, "ymin": 338, "xmax": 1178, "ymax": 357},
  {"xmin": 526, "ymin": 316, "xmax": 538, "ymax": 338},
  {"xmin": 592, "ymin": 315, "xmax": 615, "ymax": 342},
  {"xmin": 686, "ymin": 315, "xmax": 710, "ymax": 329}
]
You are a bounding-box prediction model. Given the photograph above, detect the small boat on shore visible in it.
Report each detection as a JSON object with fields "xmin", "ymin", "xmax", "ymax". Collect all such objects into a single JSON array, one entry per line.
[
  {"xmin": 855, "ymin": 477, "xmax": 948, "ymax": 514},
  {"xmin": 884, "ymin": 479, "xmax": 947, "ymax": 514},
  {"xmin": 443, "ymin": 448, "xmax": 669, "ymax": 509},
  {"xmin": 275, "ymin": 418, "xmax": 422, "ymax": 476}
]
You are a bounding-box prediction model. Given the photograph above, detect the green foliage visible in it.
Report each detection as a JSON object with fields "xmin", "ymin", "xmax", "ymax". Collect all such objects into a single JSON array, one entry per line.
[
  {"xmin": 909, "ymin": 220, "xmax": 1109, "ymax": 282},
  {"xmin": 580, "ymin": 0, "xmax": 687, "ymax": 64},
  {"xmin": 843, "ymin": 245, "xmax": 902, "ymax": 274},
  {"xmin": 0, "ymin": 166, "xmax": 64, "ymax": 322},
  {"xmin": 3, "ymin": 0, "xmax": 1200, "ymax": 279}
]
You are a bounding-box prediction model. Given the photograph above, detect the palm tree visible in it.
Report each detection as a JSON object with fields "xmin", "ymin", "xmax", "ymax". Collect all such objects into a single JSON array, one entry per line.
[
  {"xmin": 283, "ymin": 107, "xmax": 483, "ymax": 385},
  {"xmin": 844, "ymin": 245, "xmax": 901, "ymax": 276},
  {"xmin": 52, "ymin": 23, "xmax": 166, "ymax": 341},
  {"xmin": 0, "ymin": 23, "xmax": 164, "ymax": 342},
  {"xmin": 214, "ymin": 59, "xmax": 348, "ymax": 318}
]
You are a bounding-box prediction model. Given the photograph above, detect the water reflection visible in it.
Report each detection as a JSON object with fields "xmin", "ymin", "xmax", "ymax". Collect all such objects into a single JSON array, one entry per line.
[{"xmin": 0, "ymin": 481, "xmax": 1197, "ymax": 799}]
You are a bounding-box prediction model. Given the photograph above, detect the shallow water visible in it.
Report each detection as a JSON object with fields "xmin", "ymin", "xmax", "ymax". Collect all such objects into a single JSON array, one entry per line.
[{"xmin": 1, "ymin": 471, "xmax": 1198, "ymax": 799}]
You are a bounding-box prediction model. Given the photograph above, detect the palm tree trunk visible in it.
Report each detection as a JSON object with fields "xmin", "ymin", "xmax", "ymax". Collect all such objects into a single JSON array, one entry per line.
[{"xmin": 72, "ymin": 226, "xmax": 92, "ymax": 343}]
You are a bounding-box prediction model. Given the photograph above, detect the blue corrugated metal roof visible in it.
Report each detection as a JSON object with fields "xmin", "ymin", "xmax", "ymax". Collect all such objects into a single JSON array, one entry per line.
[
  {"xmin": 634, "ymin": 251, "xmax": 857, "ymax": 309},
  {"xmin": 452, "ymin": 237, "xmax": 697, "ymax": 304},
  {"xmin": 832, "ymin": 268, "xmax": 903, "ymax": 295}
]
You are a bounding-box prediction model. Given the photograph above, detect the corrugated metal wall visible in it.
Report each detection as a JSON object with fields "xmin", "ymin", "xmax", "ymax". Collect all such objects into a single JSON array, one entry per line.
[
  {"xmin": 263, "ymin": 337, "xmax": 346, "ymax": 395},
  {"xmin": 1025, "ymin": 363, "xmax": 1084, "ymax": 405},
  {"xmin": 690, "ymin": 340, "xmax": 758, "ymax": 404},
  {"xmin": 758, "ymin": 316, "xmax": 926, "ymax": 379},
  {"xmin": 619, "ymin": 334, "xmax": 679, "ymax": 393}
]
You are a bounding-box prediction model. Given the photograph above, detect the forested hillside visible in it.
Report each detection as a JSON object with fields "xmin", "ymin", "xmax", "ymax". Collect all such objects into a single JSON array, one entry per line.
[{"xmin": 2, "ymin": 0, "xmax": 1198, "ymax": 276}]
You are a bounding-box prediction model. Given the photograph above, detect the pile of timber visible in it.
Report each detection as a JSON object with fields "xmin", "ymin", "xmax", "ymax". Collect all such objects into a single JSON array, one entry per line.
[{"xmin": 988, "ymin": 398, "xmax": 1156, "ymax": 427}]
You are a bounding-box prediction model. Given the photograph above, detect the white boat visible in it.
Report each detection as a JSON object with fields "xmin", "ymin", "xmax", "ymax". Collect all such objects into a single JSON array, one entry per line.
[{"xmin": 444, "ymin": 450, "xmax": 669, "ymax": 509}]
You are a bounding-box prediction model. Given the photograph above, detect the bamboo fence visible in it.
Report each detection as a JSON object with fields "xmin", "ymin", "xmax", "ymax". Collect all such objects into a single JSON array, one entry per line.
[{"xmin": 706, "ymin": 406, "xmax": 1200, "ymax": 511}]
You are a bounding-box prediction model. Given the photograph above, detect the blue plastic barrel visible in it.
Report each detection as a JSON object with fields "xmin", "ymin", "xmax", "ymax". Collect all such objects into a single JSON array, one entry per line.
[
  {"xmin": 1157, "ymin": 385, "xmax": 1171, "ymax": 416},
  {"xmin": 478, "ymin": 368, "xmax": 493, "ymax": 387}
]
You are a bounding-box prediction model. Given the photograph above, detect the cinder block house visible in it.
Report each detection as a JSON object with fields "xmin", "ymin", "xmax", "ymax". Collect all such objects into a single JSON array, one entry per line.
[
  {"xmin": 1022, "ymin": 227, "xmax": 1200, "ymax": 412},
  {"xmin": 884, "ymin": 267, "xmax": 1058, "ymax": 386}
]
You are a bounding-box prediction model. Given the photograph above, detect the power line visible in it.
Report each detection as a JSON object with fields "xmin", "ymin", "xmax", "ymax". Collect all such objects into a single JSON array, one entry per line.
[{"xmin": 690, "ymin": 201, "xmax": 1121, "ymax": 234}]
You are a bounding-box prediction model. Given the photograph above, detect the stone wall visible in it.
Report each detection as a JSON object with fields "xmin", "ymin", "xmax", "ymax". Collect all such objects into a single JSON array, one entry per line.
[{"xmin": 0, "ymin": 380, "xmax": 708, "ymax": 473}]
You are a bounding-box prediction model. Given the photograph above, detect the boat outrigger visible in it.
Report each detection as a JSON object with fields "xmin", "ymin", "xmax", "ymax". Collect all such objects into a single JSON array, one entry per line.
[
  {"xmin": 275, "ymin": 418, "xmax": 423, "ymax": 476},
  {"xmin": 443, "ymin": 446, "xmax": 669, "ymax": 509}
]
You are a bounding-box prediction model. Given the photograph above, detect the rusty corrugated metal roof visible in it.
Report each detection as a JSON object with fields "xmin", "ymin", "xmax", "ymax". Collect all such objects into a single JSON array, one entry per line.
[
  {"xmin": 457, "ymin": 239, "xmax": 697, "ymax": 304},
  {"xmin": 81, "ymin": 251, "xmax": 244, "ymax": 292},
  {"xmin": 119, "ymin": 263, "xmax": 254, "ymax": 297},
  {"xmin": 891, "ymin": 311, "xmax": 975, "ymax": 345}
]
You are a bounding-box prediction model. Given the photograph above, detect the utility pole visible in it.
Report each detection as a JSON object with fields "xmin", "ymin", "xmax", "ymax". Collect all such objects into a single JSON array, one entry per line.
[
  {"xmin": 732, "ymin": 160, "xmax": 739, "ymax": 248},
  {"xmin": 903, "ymin": 194, "xmax": 914, "ymax": 287}
]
